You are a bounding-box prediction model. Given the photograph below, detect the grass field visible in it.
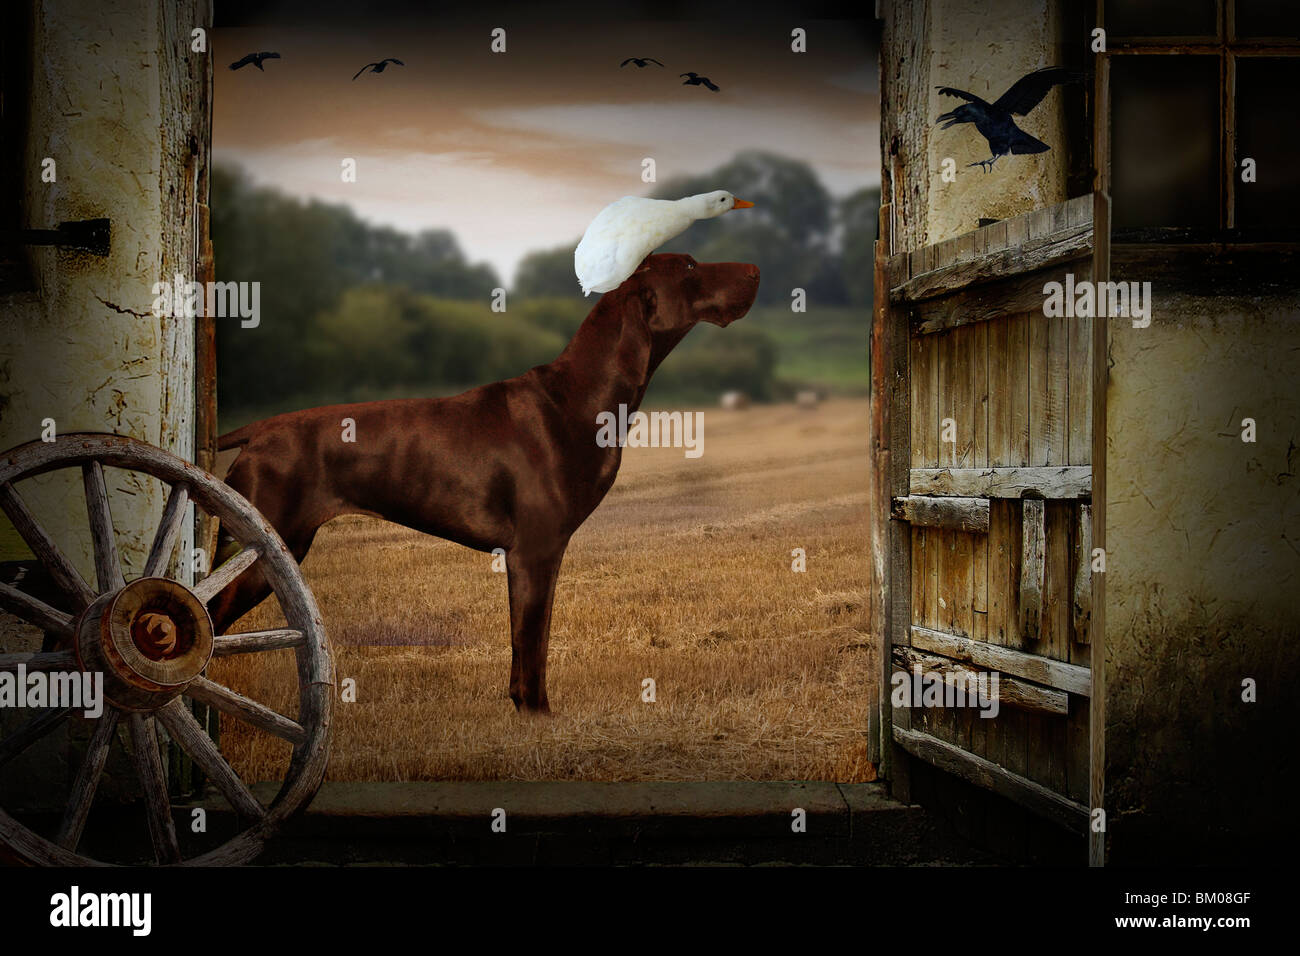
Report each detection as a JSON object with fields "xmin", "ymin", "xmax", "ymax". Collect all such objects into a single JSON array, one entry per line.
[
  {"xmin": 741, "ymin": 304, "xmax": 870, "ymax": 393},
  {"xmin": 209, "ymin": 397, "xmax": 877, "ymax": 783}
]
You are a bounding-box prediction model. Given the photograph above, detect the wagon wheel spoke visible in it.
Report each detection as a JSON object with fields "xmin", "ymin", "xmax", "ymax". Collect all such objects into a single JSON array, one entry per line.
[
  {"xmin": 0, "ymin": 650, "xmax": 77, "ymax": 672},
  {"xmin": 126, "ymin": 712, "xmax": 181, "ymax": 864},
  {"xmin": 192, "ymin": 546, "xmax": 260, "ymax": 604},
  {"xmin": 156, "ymin": 699, "xmax": 264, "ymax": 820},
  {"xmin": 0, "ymin": 583, "xmax": 74, "ymax": 640},
  {"xmin": 185, "ymin": 676, "xmax": 306, "ymax": 745},
  {"xmin": 212, "ymin": 628, "xmax": 305, "ymax": 657},
  {"xmin": 55, "ymin": 707, "xmax": 119, "ymax": 851},
  {"xmin": 142, "ymin": 482, "xmax": 189, "ymax": 579},
  {"xmin": 0, "ymin": 482, "xmax": 95, "ymax": 612},
  {"xmin": 0, "ymin": 434, "xmax": 333, "ymax": 867},
  {"xmin": 0, "ymin": 706, "xmax": 72, "ymax": 769},
  {"xmin": 81, "ymin": 461, "xmax": 125, "ymax": 593}
]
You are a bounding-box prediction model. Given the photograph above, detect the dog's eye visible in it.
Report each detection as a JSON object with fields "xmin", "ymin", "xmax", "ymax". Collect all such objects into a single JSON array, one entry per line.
[{"xmin": 687, "ymin": 262, "xmax": 695, "ymax": 269}]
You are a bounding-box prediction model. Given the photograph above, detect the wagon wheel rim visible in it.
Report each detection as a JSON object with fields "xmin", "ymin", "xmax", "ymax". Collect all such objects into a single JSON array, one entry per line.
[{"xmin": 0, "ymin": 433, "xmax": 333, "ymax": 866}]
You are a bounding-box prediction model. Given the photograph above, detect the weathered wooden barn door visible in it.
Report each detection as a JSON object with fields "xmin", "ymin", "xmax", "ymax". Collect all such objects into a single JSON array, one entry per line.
[{"xmin": 872, "ymin": 193, "xmax": 1105, "ymax": 855}]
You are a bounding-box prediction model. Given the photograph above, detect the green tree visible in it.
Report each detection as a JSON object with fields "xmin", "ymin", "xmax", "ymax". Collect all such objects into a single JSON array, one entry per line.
[
  {"xmin": 838, "ymin": 187, "xmax": 880, "ymax": 307},
  {"xmin": 512, "ymin": 243, "xmax": 583, "ymax": 299},
  {"xmin": 651, "ymin": 151, "xmax": 840, "ymax": 306}
]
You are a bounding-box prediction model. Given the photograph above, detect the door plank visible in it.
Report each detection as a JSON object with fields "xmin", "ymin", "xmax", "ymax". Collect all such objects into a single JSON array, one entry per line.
[
  {"xmin": 1043, "ymin": 500, "xmax": 1072, "ymax": 661},
  {"xmin": 987, "ymin": 499, "xmax": 1016, "ymax": 647},
  {"xmin": 1068, "ymin": 313, "xmax": 1093, "ymax": 465},
  {"xmin": 893, "ymin": 495, "xmax": 989, "ymax": 532},
  {"xmin": 1019, "ymin": 499, "xmax": 1046, "ymax": 645},
  {"xmin": 911, "ymin": 333, "xmax": 939, "ymax": 468},
  {"xmin": 1072, "ymin": 504, "xmax": 1093, "ymax": 648},
  {"xmin": 893, "ymin": 725, "xmax": 1087, "ymax": 832},
  {"xmin": 911, "ymin": 624, "xmax": 1092, "ymax": 696},
  {"xmin": 910, "ymin": 465, "xmax": 1090, "ymax": 499}
]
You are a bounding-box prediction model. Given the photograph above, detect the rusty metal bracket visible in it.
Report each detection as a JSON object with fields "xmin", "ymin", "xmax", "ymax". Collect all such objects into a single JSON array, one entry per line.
[{"xmin": 0, "ymin": 218, "xmax": 110, "ymax": 256}]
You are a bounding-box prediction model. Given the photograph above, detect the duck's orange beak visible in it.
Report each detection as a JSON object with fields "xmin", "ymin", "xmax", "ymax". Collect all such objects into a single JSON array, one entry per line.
[{"xmin": 732, "ymin": 199, "xmax": 755, "ymax": 209}]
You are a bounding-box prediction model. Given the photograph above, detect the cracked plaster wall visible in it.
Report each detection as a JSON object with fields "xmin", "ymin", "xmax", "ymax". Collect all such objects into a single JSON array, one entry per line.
[
  {"xmin": 0, "ymin": 0, "xmax": 202, "ymax": 593},
  {"xmin": 1104, "ymin": 279, "xmax": 1300, "ymax": 858}
]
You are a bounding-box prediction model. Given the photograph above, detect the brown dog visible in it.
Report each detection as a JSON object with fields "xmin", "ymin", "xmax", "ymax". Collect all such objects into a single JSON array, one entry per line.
[{"xmin": 213, "ymin": 253, "xmax": 760, "ymax": 713}]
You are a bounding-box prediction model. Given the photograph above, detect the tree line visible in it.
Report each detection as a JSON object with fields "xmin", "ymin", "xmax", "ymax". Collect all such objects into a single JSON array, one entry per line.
[{"xmin": 211, "ymin": 153, "xmax": 877, "ymax": 423}]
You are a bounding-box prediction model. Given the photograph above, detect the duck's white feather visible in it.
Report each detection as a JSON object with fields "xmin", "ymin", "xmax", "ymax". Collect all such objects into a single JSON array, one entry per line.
[
  {"xmin": 573, "ymin": 191, "xmax": 740, "ymax": 295},
  {"xmin": 575, "ymin": 198, "xmax": 695, "ymax": 295}
]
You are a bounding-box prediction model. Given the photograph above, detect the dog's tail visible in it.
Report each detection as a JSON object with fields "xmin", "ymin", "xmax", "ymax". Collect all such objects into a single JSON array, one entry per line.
[{"xmin": 217, "ymin": 422, "xmax": 260, "ymax": 451}]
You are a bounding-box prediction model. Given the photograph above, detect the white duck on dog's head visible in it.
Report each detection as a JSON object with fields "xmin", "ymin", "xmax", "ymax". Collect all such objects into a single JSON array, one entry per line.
[{"xmin": 574, "ymin": 190, "xmax": 755, "ymax": 296}]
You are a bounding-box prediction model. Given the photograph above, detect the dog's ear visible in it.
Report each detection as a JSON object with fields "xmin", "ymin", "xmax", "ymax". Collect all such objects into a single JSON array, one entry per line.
[{"xmin": 614, "ymin": 284, "xmax": 656, "ymax": 387}]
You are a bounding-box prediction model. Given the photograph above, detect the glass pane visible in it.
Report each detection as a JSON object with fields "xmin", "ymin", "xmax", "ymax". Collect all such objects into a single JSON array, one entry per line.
[
  {"xmin": 1235, "ymin": 58, "xmax": 1300, "ymax": 230},
  {"xmin": 1106, "ymin": 0, "xmax": 1218, "ymax": 37},
  {"xmin": 1111, "ymin": 57, "xmax": 1220, "ymax": 229},
  {"xmin": 1234, "ymin": 1, "xmax": 1300, "ymax": 39}
]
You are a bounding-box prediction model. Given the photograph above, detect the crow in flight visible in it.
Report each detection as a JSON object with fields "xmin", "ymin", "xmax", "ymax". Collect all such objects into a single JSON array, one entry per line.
[
  {"xmin": 936, "ymin": 67, "xmax": 1082, "ymax": 172},
  {"xmin": 353, "ymin": 58, "xmax": 405, "ymax": 80},
  {"xmin": 680, "ymin": 72, "xmax": 720, "ymax": 92},
  {"xmin": 229, "ymin": 51, "xmax": 281, "ymax": 71},
  {"xmin": 621, "ymin": 57, "xmax": 664, "ymax": 68}
]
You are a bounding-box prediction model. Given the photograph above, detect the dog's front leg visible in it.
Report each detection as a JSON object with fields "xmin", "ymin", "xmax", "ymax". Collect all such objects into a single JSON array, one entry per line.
[{"xmin": 505, "ymin": 546, "xmax": 565, "ymax": 714}]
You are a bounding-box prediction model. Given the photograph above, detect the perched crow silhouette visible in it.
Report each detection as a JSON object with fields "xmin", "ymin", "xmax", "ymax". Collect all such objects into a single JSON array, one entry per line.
[
  {"xmin": 621, "ymin": 57, "xmax": 664, "ymax": 68},
  {"xmin": 936, "ymin": 67, "xmax": 1081, "ymax": 172},
  {"xmin": 680, "ymin": 72, "xmax": 720, "ymax": 92},
  {"xmin": 229, "ymin": 51, "xmax": 281, "ymax": 71},
  {"xmin": 353, "ymin": 58, "xmax": 405, "ymax": 80}
]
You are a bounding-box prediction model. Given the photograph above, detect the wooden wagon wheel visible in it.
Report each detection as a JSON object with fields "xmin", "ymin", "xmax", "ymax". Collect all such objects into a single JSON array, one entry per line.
[{"xmin": 0, "ymin": 433, "xmax": 332, "ymax": 865}]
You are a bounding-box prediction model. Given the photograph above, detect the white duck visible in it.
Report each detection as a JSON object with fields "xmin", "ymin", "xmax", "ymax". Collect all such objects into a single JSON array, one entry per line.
[{"xmin": 574, "ymin": 190, "xmax": 754, "ymax": 295}]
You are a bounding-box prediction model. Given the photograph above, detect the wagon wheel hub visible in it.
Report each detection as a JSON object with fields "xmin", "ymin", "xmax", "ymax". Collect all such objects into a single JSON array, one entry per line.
[
  {"xmin": 132, "ymin": 610, "xmax": 180, "ymax": 658},
  {"xmin": 76, "ymin": 577, "xmax": 214, "ymax": 710},
  {"xmin": 0, "ymin": 434, "xmax": 332, "ymax": 866}
]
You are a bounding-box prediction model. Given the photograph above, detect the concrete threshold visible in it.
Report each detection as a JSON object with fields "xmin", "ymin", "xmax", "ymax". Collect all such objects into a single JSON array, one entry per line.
[{"xmin": 194, "ymin": 780, "xmax": 1005, "ymax": 866}]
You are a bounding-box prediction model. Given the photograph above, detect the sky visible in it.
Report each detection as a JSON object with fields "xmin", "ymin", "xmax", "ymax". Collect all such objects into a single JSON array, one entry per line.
[{"xmin": 213, "ymin": 17, "xmax": 879, "ymax": 284}]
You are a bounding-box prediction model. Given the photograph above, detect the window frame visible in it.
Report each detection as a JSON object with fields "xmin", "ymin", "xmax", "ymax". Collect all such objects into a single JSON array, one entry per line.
[{"xmin": 1102, "ymin": 0, "xmax": 1300, "ymax": 243}]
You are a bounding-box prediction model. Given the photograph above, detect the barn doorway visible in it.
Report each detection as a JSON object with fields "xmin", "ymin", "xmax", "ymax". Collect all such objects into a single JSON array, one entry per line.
[{"xmin": 206, "ymin": 5, "xmax": 884, "ymax": 790}]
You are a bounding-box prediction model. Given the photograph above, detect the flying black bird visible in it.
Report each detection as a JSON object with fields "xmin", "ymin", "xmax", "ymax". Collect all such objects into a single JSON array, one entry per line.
[
  {"xmin": 935, "ymin": 67, "xmax": 1081, "ymax": 172},
  {"xmin": 680, "ymin": 72, "xmax": 720, "ymax": 92},
  {"xmin": 621, "ymin": 57, "xmax": 664, "ymax": 68},
  {"xmin": 229, "ymin": 51, "xmax": 281, "ymax": 71},
  {"xmin": 353, "ymin": 58, "xmax": 405, "ymax": 80}
]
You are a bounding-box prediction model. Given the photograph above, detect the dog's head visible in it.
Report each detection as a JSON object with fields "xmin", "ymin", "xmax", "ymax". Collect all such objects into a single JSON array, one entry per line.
[
  {"xmin": 624, "ymin": 253, "xmax": 760, "ymax": 333},
  {"xmin": 598, "ymin": 253, "xmax": 760, "ymax": 390}
]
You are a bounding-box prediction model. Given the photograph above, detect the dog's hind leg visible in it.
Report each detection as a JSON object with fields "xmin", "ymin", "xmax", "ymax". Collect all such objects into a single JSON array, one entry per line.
[{"xmin": 505, "ymin": 545, "xmax": 566, "ymax": 714}]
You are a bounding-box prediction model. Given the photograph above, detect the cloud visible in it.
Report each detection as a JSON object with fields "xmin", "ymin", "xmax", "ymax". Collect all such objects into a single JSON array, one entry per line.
[{"xmin": 212, "ymin": 21, "xmax": 880, "ymax": 280}]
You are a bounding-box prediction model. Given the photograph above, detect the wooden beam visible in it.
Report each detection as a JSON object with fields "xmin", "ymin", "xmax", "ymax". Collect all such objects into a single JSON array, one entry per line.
[
  {"xmin": 912, "ymin": 265, "xmax": 1068, "ymax": 336},
  {"xmin": 194, "ymin": 200, "xmax": 219, "ymax": 573},
  {"xmin": 893, "ymin": 646, "xmax": 1069, "ymax": 716},
  {"xmin": 891, "ymin": 495, "xmax": 989, "ymax": 533},
  {"xmin": 1089, "ymin": 187, "xmax": 1111, "ymax": 867},
  {"xmin": 893, "ymin": 725, "xmax": 1088, "ymax": 833},
  {"xmin": 911, "ymin": 624, "xmax": 1092, "ymax": 697},
  {"xmin": 1020, "ymin": 499, "xmax": 1046, "ymax": 644},
  {"xmin": 873, "ymin": 200, "xmax": 904, "ymax": 785},
  {"xmin": 869, "ymin": 202, "xmax": 895, "ymax": 777},
  {"xmin": 890, "ymin": 223, "xmax": 1091, "ymax": 304},
  {"xmin": 879, "ymin": 0, "xmax": 930, "ymax": 253},
  {"xmin": 910, "ymin": 466, "xmax": 1090, "ymax": 499}
]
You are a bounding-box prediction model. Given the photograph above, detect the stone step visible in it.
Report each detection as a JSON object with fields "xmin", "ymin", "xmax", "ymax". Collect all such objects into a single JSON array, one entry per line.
[{"xmin": 191, "ymin": 781, "xmax": 1005, "ymax": 866}]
